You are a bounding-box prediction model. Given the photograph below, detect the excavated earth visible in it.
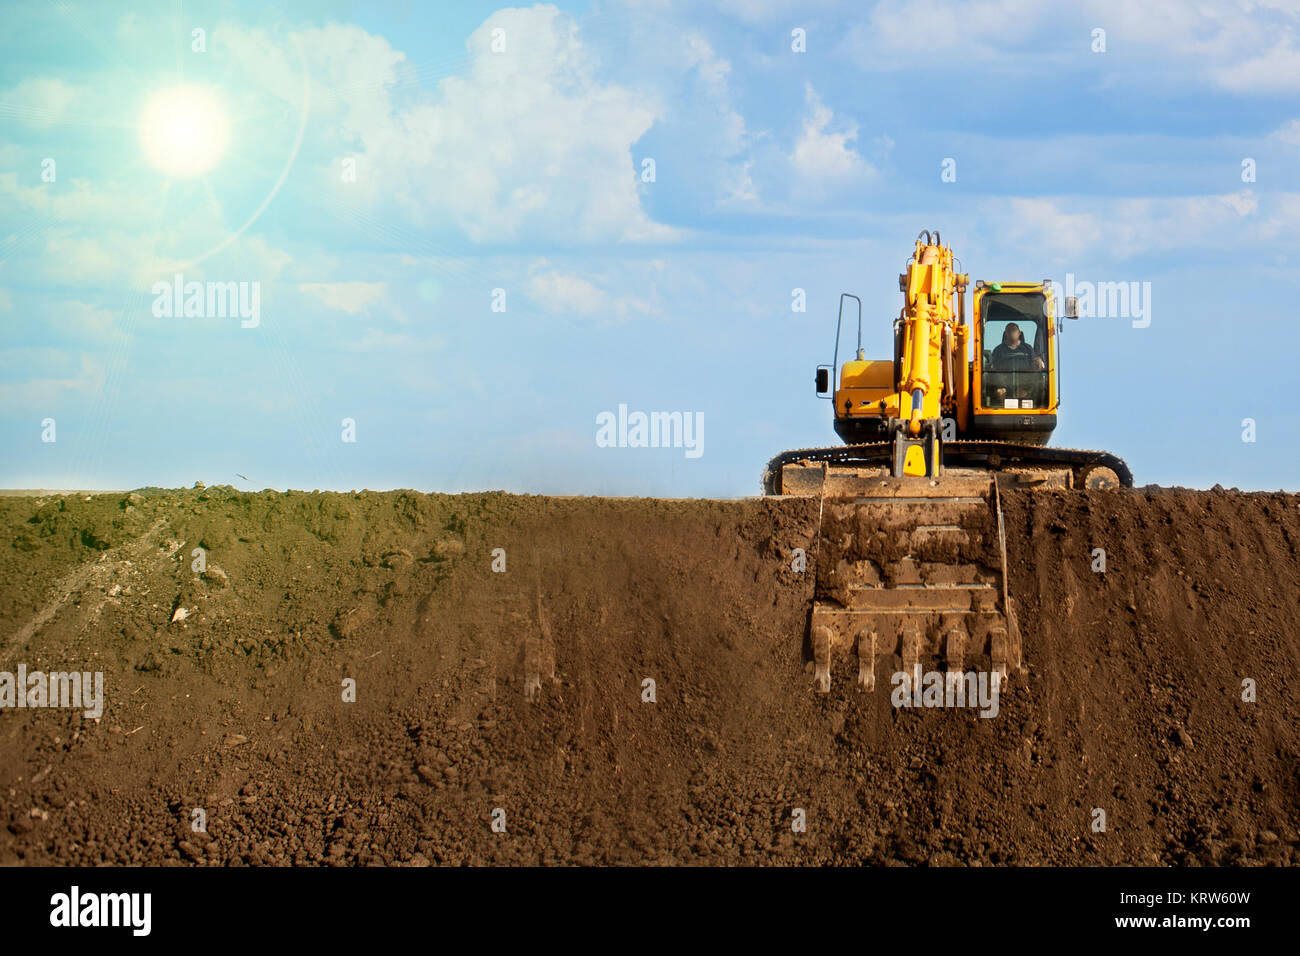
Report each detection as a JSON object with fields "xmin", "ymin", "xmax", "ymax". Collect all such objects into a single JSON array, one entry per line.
[{"xmin": 0, "ymin": 485, "xmax": 1296, "ymax": 866}]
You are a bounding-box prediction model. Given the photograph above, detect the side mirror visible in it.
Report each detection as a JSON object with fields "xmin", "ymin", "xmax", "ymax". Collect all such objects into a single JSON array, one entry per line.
[
  {"xmin": 815, "ymin": 366, "xmax": 831, "ymax": 397},
  {"xmin": 1064, "ymin": 296, "xmax": 1079, "ymax": 320}
]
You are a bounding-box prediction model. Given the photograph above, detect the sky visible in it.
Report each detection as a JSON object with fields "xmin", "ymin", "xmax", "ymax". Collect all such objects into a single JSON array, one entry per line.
[{"xmin": 2, "ymin": 0, "xmax": 1299, "ymax": 496}]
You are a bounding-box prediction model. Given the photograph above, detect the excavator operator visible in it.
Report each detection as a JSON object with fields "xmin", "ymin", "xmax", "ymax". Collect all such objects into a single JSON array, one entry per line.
[{"xmin": 991, "ymin": 323, "xmax": 1044, "ymax": 371}]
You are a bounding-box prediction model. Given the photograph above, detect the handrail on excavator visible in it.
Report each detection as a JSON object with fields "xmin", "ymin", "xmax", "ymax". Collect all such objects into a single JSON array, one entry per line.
[{"xmin": 831, "ymin": 292, "xmax": 863, "ymax": 383}]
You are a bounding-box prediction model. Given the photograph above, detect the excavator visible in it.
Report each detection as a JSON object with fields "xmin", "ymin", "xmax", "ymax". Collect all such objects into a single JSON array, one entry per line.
[{"xmin": 763, "ymin": 230, "xmax": 1131, "ymax": 693}]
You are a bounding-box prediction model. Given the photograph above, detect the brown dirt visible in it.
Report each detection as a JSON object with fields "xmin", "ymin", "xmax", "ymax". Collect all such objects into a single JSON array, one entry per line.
[{"xmin": 0, "ymin": 484, "xmax": 1296, "ymax": 866}]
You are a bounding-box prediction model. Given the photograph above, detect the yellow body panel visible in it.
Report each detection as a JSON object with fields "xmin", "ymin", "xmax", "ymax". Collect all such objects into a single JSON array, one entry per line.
[
  {"xmin": 834, "ymin": 359, "xmax": 894, "ymax": 416},
  {"xmin": 839, "ymin": 359, "xmax": 892, "ymax": 390}
]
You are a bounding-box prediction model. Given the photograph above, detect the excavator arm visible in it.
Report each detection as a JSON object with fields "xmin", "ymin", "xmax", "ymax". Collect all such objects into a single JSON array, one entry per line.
[{"xmin": 891, "ymin": 230, "xmax": 967, "ymax": 473}]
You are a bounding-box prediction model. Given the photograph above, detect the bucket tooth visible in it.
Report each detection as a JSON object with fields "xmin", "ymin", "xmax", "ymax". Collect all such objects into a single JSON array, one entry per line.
[
  {"xmin": 1005, "ymin": 601, "xmax": 1023, "ymax": 672},
  {"xmin": 944, "ymin": 625, "xmax": 967, "ymax": 697},
  {"xmin": 811, "ymin": 623, "xmax": 834, "ymax": 693},
  {"xmin": 989, "ymin": 625, "xmax": 1010, "ymax": 683},
  {"xmin": 901, "ymin": 623, "xmax": 923, "ymax": 678},
  {"xmin": 944, "ymin": 625, "xmax": 966, "ymax": 675},
  {"xmin": 856, "ymin": 628, "xmax": 877, "ymax": 691}
]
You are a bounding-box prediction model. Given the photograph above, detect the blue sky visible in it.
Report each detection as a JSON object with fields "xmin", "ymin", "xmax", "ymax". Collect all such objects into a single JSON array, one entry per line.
[{"xmin": 2, "ymin": 0, "xmax": 1299, "ymax": 495}]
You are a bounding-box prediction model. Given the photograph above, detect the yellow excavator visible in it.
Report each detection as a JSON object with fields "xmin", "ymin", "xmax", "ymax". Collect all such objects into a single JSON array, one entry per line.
[{"xmin": 764, "ymin": 230, "xmax": 1130, "ymax": 692}]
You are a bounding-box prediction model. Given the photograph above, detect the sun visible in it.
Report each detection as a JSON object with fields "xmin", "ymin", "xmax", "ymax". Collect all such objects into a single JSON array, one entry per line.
[{"xmin": 138, "ymin": 84, "xmax": 231, "ymax": 177}]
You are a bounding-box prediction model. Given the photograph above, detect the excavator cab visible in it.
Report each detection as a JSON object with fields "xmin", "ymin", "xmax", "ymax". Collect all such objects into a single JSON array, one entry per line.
[{"xmin": 970, "ymin": 283, "xmax": 1058, "ymax": 446}]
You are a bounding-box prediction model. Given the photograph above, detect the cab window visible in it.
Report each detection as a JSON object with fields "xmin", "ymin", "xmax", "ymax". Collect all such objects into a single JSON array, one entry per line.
[{"xmin": 981, "ymin": 293, "xmax": 1047, "ymax": 409}]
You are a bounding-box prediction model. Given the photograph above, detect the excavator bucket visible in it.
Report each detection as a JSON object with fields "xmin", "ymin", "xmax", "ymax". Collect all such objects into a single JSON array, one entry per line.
[{"xmin": 793, "ymin": 467, "xmax": 1022, "ymax": 694}]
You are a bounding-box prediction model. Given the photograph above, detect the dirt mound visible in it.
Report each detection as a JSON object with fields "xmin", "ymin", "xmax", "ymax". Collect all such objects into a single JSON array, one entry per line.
[{"xmin": 0, "ymin": 485, "xmax": 1296, "ymax": 865}]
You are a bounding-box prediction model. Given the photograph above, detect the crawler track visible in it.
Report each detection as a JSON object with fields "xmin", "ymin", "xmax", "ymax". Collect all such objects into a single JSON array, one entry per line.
[{"xmin": 762, "ymin": 440, "xmax": 1133, "ymax": 495}]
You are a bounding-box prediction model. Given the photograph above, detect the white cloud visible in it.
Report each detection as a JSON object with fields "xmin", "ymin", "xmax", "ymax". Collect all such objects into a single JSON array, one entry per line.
[
  {"xmin": 346, "ymin": 328, "xmax": 441, "ymax": 352},
  {"xmin": 0, "ymin": 352, "xmax": 106, "ymax": 411},
  {"xmin": 299, "ymin": 281, "xmax": 388, "ymax": 314},
  {"xmin": 1210, "ymin": 42, "xmax": 1300, "ymax": 92},
  {"xmin": 0, "ymin": 161, "xmax": 297, "ymax": 292},
  {"xmin": 989, "ymin": 189, "xmax": 1274, "ymax": 262},
  {"xmin": 528, "ymin": 270, "xmax": 607, "ymax": 315},
  {"xmin": 47, "ymin": 300, "xmax": 123, "ymax": 341},
  {"xmin": 0, "ymin": 77, "xmax": 79, "ymax": 127},
  {"xmin": 225, "ymin": 8, "xmax": 675, "ymax": 244},
  {"xmin": 526, "ymin": 263, "xmax": 654, "ymax": 321},
  {"xmin": 842, "ymin": 0, "xmax": 1055, "ymax": 66},
  {"xmin": 790, "ymin": 84, "xmax": 872, "ymax": 194},
  {"xmin": 681, "ymin": 33, "xmax": 757, "ymax": 205},
  {"xmin": 1272, "ymin": 119, "xmax": 1300, "ymax": 145},
  {"xmin": 0, "ymin": 173, "xmax": 159, "ymax": 230},
  {"xmin": 36, "ymin": 230, "xmax": 168, "ymax": 289},
  {"xmin": 997, "ymin": 199, "xmax": 1107, "ymax": 260},
  {"xmin": 840, "ymin": 0, "xmax": 1300, "ymax": 91},
  {"xmin": 1220, "ymin": 190, "xmax": 1258, "ymax": 217},
  {"xmin": 230, "ymin": 237, "xmax": 295, "ymax": 284},
  {"xmin": 715, "ymin": 0, "xmax": 842, "ymax": 25}
]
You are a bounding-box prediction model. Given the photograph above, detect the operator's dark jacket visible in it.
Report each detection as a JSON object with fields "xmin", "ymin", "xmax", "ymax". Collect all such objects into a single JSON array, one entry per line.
[{"xmin": 991, "ymin": 342, "xmax": 1037, "ymax": 368}]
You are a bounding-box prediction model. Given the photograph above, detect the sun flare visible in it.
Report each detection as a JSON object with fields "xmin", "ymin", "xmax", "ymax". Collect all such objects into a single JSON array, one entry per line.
[{"xmin": 138, "ymin": 84, "xmax": 231, "ymax": 177}]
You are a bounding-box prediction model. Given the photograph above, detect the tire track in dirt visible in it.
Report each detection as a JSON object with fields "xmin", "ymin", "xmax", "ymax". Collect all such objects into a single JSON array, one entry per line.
[{"xmin": 3, "ymin": 517, "xmax": 168, "ymax": 664}]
